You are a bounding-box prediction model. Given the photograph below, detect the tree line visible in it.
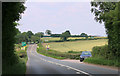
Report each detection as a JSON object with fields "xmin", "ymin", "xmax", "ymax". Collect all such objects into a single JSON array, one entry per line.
[
  {"xmin": 15, "ymin": 29, "xmax": 91, "ymax": 43},
  {"xmin": 15, "ymin": 30, "xmax": 43, "ymax": 44}
]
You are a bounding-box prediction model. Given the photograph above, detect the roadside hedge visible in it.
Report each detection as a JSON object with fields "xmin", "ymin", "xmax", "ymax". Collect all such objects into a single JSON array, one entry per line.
[
  {"xmin": 84, "ymin": 45, "xmax": 119, "ymax": 67},
  {"xmin": 92, "ymin": 45, "xmax": 109, "ymax": 59}
]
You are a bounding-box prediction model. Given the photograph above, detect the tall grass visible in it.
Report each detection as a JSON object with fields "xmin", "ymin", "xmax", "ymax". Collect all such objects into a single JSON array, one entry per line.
[{"xmin": 84, "ymin": 57, "xmax": 120, "ymax": 67}]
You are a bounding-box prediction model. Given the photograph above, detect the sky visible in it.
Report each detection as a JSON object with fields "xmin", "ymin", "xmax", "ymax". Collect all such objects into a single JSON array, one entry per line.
[{"xmin": 17, "ymin": 1, "xmax": 107, "ymax": 36}]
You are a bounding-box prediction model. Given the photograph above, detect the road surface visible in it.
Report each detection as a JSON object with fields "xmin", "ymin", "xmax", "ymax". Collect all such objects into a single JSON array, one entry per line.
[{"xmin": 26, "ymin": 44, "xmax": 118, "ymax": 76}]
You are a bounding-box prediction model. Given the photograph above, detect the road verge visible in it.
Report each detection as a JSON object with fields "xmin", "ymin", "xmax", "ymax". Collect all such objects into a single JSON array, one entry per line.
[
  {"xmin": 37, "ymin": 43, "xmax": 81, "ymax": 60},
  {"xmin": 2, "ymin": 44, "xmax": 28, "ymax": 74}
]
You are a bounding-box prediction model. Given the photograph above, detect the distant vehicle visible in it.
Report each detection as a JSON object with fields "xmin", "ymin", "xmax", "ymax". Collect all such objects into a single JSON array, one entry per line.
[{"xmin": 80, "ymin": 51, "xmax": 92, "ymax": 62}]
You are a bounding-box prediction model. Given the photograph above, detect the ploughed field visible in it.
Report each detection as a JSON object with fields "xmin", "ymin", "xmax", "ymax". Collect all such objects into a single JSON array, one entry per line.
[{"xmin": 42, "ymin": 39, "xmax": 108, "ymax": 52}]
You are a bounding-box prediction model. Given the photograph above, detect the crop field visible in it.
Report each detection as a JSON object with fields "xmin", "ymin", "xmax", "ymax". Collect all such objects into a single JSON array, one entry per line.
[
  {"xmin": 41, "ymin": 37, "xmax": 60, "ymax": 41},
  {"xmin": 41, "ymin": 37, "xmax": 107, "ymax": 42},
  {"xmin": 42, "ymin": 39, "xmax": 108, "ymax": 52}
]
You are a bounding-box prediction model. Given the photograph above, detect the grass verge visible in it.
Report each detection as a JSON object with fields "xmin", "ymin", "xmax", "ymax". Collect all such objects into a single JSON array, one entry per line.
[
  {"xmin": 84, "ymin": 57, "xmax": 120, "ymax": 67},
  {"xmin": 37, "ymin": 43, "xmax": 81, "ymax": 60}
]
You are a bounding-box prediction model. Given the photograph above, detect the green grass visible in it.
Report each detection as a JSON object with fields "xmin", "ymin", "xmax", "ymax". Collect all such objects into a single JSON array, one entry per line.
[
  {"xmin": 38, "ymin": 52, "xmax": 66, "ymax": 59},
  {"xmin": 43, "ymin": 39, "xmax": 108, "ymax": 52},
  {"xmin": 37, "ymin": 44, "xmax": 66, "ymax": 59},
  {"xmin": 84, "ymin": 57, "xmax": 120, "ymax": 67},
  {"xmin": 37, "ymin": 43, "xmax": 81, "ymax": 60}
]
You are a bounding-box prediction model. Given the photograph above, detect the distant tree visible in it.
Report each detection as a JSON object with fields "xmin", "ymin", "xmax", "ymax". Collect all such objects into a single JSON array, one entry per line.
[
  {"xmin": 35, "ymin": 32, "xmax": 44, "ymax": 38},
  {"xmin": 51, "ymin": 34, "xmax": 61, "ymax": 37},
  {"xmin": 80, "ymin": 33, "xmax": 86, "ymax": 37},
  {"xmin": 45, "ymin": 30, "xmax": 51, "ymax": 35},
  {"xmin": 80, "ymin": 33, "xmax": 88, "ymax": 39},
  {"xmin": 16, "ymin": 32, "xmax": 29, "ymax": 43},
  {"xmin": 21, "ymin": 32, "xmax": 29, "ymax": 42},
  {"xmin": 30, "ymin": 36, "xmax": 40, "ymax": 43},
  {"xmin": 60, "ymin": 30, "xmax": 71, "ymax": 41},
  {"xmin": 71, "ymin": 35, "xmax": 81, "ymax": 37},
  {"xmin": 26, "ymin": 31, "xmax": 34, "ymax": 38}
]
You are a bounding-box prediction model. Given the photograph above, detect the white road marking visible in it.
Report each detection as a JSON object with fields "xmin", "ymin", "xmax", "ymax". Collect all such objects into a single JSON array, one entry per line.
[
  {"xmin": 29, "ymin": 44, "xmax": 92, "ymax": 76},
  {"xmin": 76, "ymin": 72, "xmax": 81, "ymax": 74},
  {"xmin": 67, "ymin": 68, "xmax": 71, "ymax": 70}
]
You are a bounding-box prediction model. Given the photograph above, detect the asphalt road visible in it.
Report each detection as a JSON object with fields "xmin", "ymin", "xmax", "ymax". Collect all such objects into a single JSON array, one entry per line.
[{"xmin": 26, "ymin": 44, "xmax": 118, "ymax": 76}]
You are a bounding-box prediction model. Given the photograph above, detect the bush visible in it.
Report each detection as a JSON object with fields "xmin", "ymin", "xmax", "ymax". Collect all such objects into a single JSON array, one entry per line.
[
  {"xmin": 68, "ymin": 51, "xmax": 74, "ymax": 53},
  {"xmin": 68, "ymin": 51, "xmax": 82, "ymax": 53},
  {"xmin": 92, "ymin": 45, "xmax": 109, "ymax": 59}
]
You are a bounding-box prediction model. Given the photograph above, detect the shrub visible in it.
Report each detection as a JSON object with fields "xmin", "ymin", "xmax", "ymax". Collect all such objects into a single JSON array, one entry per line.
[
  {"xmin": 68, "ymin": 51, "xmax": 74, "ymax": 53},
  {"xmin": 92, "ymin": 45, "xmax": 109, "ymax": 59}
]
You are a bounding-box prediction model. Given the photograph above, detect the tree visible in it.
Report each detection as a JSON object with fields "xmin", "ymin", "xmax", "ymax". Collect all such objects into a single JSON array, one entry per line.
[
  {"xmin": 104, "ymin": 2, "xmax": 120, "ymax": 59},
  {"xmin": 30, "ymin": 36, "xmax": 40, "ymax": 43},
  {"xmin": 51, "ymin": 34, "xmax": 61, "ymax": 37},
  {"xmin": 26, "ymin": 31, "xmax": 34, "ymax": 39},
  {"xmin": 91, "ymin": 2, "xmax": 120, "ymax": 59},
  {"xmin": 15, "ymin": 32, "xmax": 29, "ymax": 44},
  {"xmin": 91, "ymin": 2, "xmax": 116, "ymax": 23},
  {"xmin": 3, "ymin": 2, "xmax": 26, "ymax": 65},
  {"xmin": 80, "ymin": 33, "xmax": 88, "ymax": 39},
  {"xmin": 60, "ymin": 30, "xmax": 71, "ymax": 41},
  {"xmin": 35, "ymin": 32, "xmax": 44, "ymax": 38},
  {"xmin": 80, "ymin": 33, "xmax": 87, "ymax": 36},
  {"xmin": 45, "ymin": 30, "xmax": 51, "ymax": 35},
  {"xmin": 15, "ymin": 28, "xmax": 21, "ymax": 34}
]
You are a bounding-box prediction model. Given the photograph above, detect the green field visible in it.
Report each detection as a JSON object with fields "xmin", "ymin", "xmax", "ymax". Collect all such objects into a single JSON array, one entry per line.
[{"xmin": 43, "ymin": 39, "xmax": 108, "ymax": 52}]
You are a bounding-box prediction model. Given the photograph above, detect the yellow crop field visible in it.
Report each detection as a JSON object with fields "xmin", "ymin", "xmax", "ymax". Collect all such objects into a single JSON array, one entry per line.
[
  {"xmin": 41, "ymin": 37, "xmax": 107, "ymax": 42},
  {"xmin": 43, "ymin": 39, "xmax": 108, "ymax": 52},
  {"xmin": 41, "ymin": 37, "xmax": 60, "ymax": 41}
]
